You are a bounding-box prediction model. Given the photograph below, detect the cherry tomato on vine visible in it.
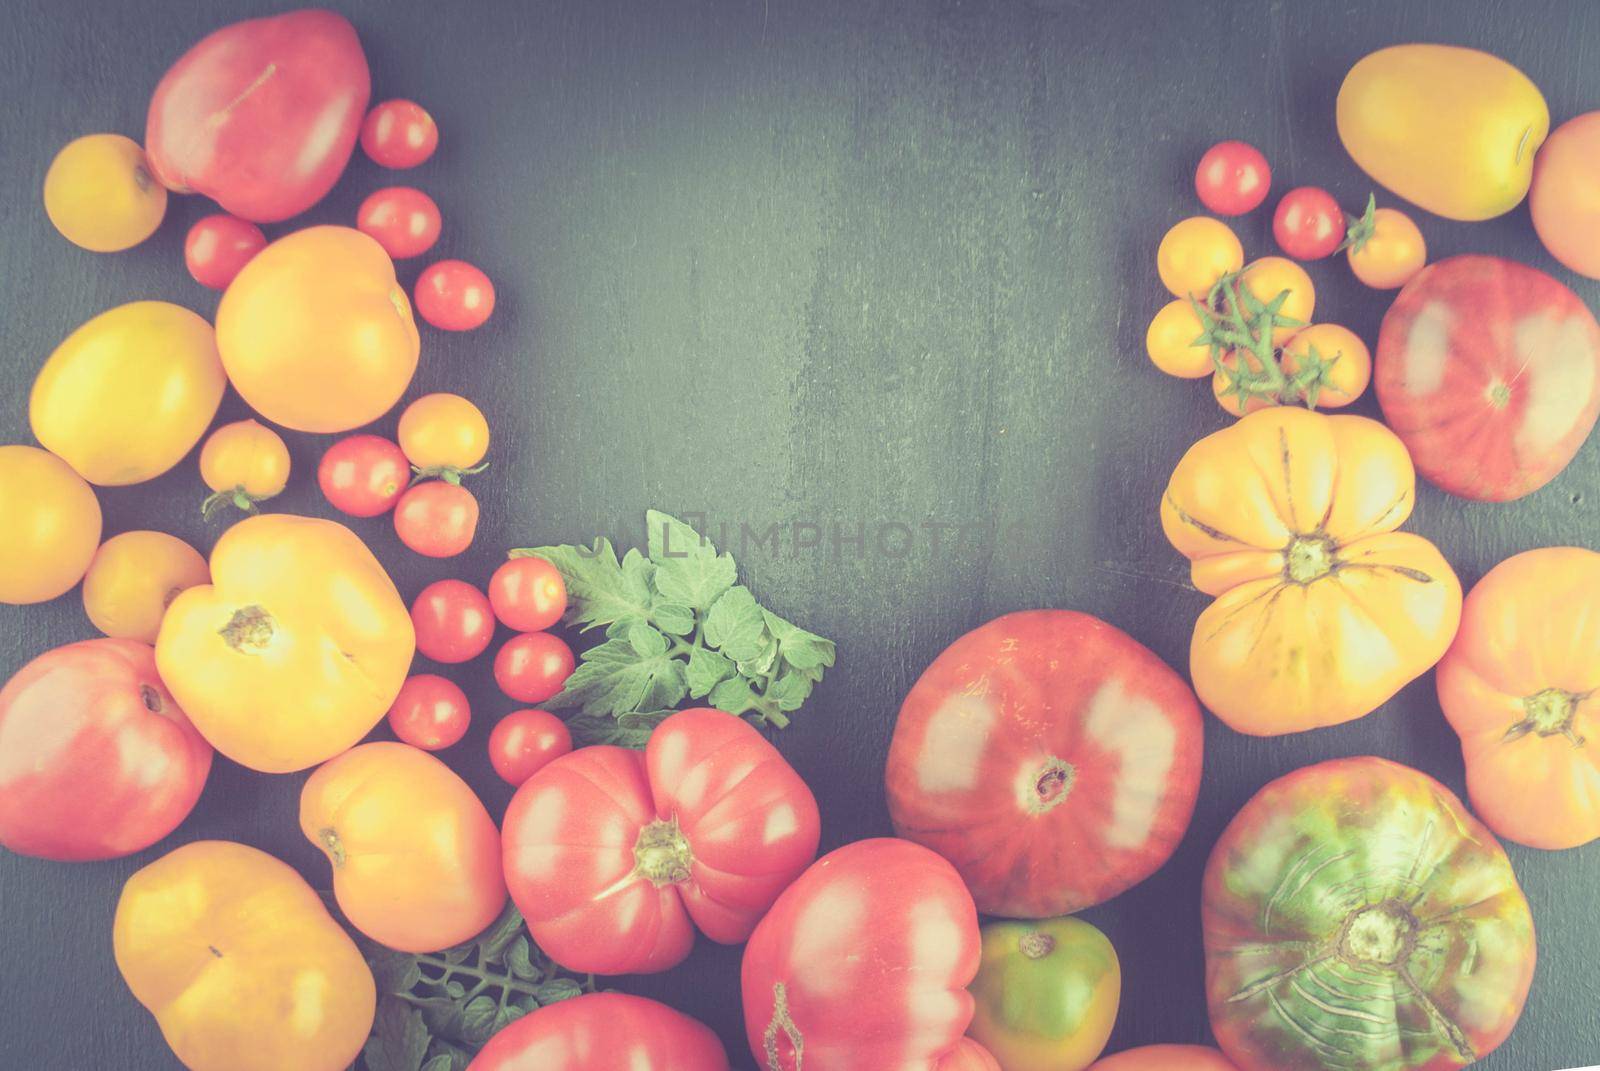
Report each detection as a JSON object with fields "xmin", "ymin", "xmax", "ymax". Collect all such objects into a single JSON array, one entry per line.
[
  {"xmin": 1211, "ymin": 351, "xmax": 1275, "ymax": 418},
  {"xmin": 488, "ymin": 557, "xmax": 568, "ymax": 632},
  {"xmin": 487, "ymin": 709, "xmax": 572, "ymax": 786},
  {"xmin": 394, "ymin": 481, "xmax": 479, "ymax": 557},
  {"xmin": 1241, "ymin": 256, "xmax": 1316, "ymax": 345},
  {"xmin": 198, "ymin": 419, "xmax": 290, "ymax": 518},
  {"xmin": 1281, "ymin": 323, "xmax": 1371, "ymax": 409},
  {"xmin": 1156, "ymin": 217, "xmax": 1242, "ymax": 298},
  {"xmin": 1273, "ymin": 186, "xmax": 1344, "ymax": 261},
  {"xmin": 397, "ymin": 393, "xmax": 489, "ymax": 479},
  {"xmin": 184, "ymin": 214, "xmax": 266, "ymax": 289},
  {"xmin": 1145, "ymin": 299, "xmax": 1212, "ymax": 378},
  {"xmin": 1194, "ymin": 140, "xmax": 1271, "ymax": 216},
  {"xmin": 1345, "ymin": 196, "xmax": 1426, "ymax": 289},
  {"xmin": 318, "ymin": 435, "xmax": 410, "ymax": 518},
  {"xmin": 360, "ymin": 99, "xmax": 438, "ymax": 169},
  {"xmin": 386, "ymin": 673, "xmax": 470, "ymax": 750},
  {"xmin": 411, "ymin": 579, "xmax": 495, "ymax": 664},
  {"xmin": 493, "ymin": 632, "xmax": 575, "ymax": 705},
  {"xmin": 415, "ymin": 259, "xmax": 495, "ymax": 331},
  {"xmin": 356, "ymin": 186, "xmax": 441, "ymax": 260}
]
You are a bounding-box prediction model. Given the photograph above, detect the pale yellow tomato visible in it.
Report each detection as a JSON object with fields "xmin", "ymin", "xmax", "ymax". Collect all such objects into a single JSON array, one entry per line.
[
  {"xmin": 43, "ymin": 134, "xmax": 167, "ymax": 252},
  {"xmin": 1156, "ymin": 217, "xmax": 1243, "ymax": 298},
  {"xmin": 1241, "ymin": 257, "xmax": 1315, "ymax": 345},
  {"xmin": 397, "ymin": 393, "xmax": 490, "ymax": 474},
  {"xmin": 1145, "ymin": 300, "xmax": 1213, "ymax": 378},
  {"xmin": 0, "ymin": 445, "xmax": 102, "ymax": 605},
  {"xmin": 198, "ymin": 419, "xmax": 291, "ymax": 516},
  {"xmin": 82, "ymin": 531, "xmax": 210, "ymax": 643}
]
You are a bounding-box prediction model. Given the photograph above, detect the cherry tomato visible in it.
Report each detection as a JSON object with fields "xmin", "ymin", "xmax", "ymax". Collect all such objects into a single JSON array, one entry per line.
[
  {"xmin": 198, "ymin": 419, "xmax": 290, "ymax": 518},
  {"xmin": 1211, "ymin": 351, "xmax": 1275, "ymax": 418},
  {"xmin": 1194, "ymin": 140, "xmax": 1271, "ymax": 216},
  {"xmin": 415, "ymin": 260, "xmax": 495, "ymax": 331},
  {"xmin": 1241, "ymin": 256, "xmax": 1316, "ymax": 345},
  {"xmin": 1346, "ymin": 197, "xmax": 1427, "ymax": 289},
  {"xmin": 356, "ymin": 186, "xmax": 441, "ymax": 260},
  {"xmin": 393, "ymin": 481, "xmax": 479, "ymax": 558},
  {"xmin": 411, "ymin": 579, "xmax": 495, "ymax": 664},
  {"xmin": 360, "ymin": 99, "xmax": 438, "ymax": 169},
  {"xmin": 493, "ymin": 632, "xmax": 574, "ymax": 704},
  {"xmin": 487, "ymin": 556, "xmax": 568, "ymax": 632},
  {"xmin": 1272, "ymin": 186, "xmax": 1344, "ymax": 260},
  {"xmin": 184, "ymin": 214, "xmax": 267, "ymax": 289},
  {"xmin": 386, "ymin": 673, "xmax": 470, "ymax": 750},
  {"xmin": 1145, "ymin": 299, "xmax": 1212, "ymax": 378},
  {"xmin": 1280, "ymin": 323, "xmax": 1371, "ymax": 409},
  {"xmin": 1156, "ymin": 217, "xmax": 1243, "ymax": 298},
  {"xmin": 318, "ymin": 435, "xmax": 410, "ymax": 518},
  {"xmin": 397, "ymin": 393, "xmax": 490, "ymax": 477},
  {"xmin": 487, "ymin": 708, "xmax": 572, "ymax": 786}
]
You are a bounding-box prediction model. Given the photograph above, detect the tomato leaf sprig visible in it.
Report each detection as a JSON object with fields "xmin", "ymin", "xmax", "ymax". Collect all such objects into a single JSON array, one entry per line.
[
  {"xmin": 510, "ymin": 510, "xmax": 836, "ymax": 746},
  {"xmin": 1191, "ymin": 271, "xmax": 1341, "ymax": 410}
]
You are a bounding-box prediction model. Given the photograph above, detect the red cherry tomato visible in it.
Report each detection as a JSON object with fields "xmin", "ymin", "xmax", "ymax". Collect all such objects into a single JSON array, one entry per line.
[
  {"xmin": 1273, "ymin": 186, "xmax": 1344, "ymax": 260},
  {"xmin": 487, "ymin": 557, "xmax": 568, "ymax": 632},
  {"xmin": 493, "ymin": 632, "xmax": 574, "ymax": 704},
  {"xmin": 415, "ymin": 259, "xmax": 495, "ymax": 331},
  {"xmin": 360, "ymin": 99, "xmax": 438, "ymax": 169},
  {"xmin": 1194, "ymin": 140, "xmax": 1271, "ymax": 216},
  {"xmin": 317, "ymin": 435, "xmax": 410, "ymax": 518},
  {"xmin": 411, "ymin": 579, "xmax": 495, "ymax": 664},
  {"xmin": 183, "ymin": 214, "xmax": 268, "ymax": 289},
  {"xmin": 487, "ymin": 709, "xmax": 572, "ymax": 787},
  {"xmin": 356, "ymin": 186, "xmax": 441, "ymax": 260},
  {"xmin": 393, "ymin": 481, "xmax": 479, "ymax": 558},
  {"xmin": 386, "ymin": 673, "xmax": 470, "ymax": 751}
]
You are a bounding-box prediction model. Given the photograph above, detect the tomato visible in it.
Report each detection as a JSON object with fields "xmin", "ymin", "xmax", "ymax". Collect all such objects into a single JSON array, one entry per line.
[
  {"xmin": 1162, "ymin": 408, "xmax": 1461, "ymax": 735},
  {"xmin": 318, "ymin": 434, "xmax": 409, "ymax": 517},
  {"xmin": 31, "ymin": 301, "xmax": 224, "ymax": 486},
  {"xmin": 198, "ymin": 419, "xmax": 291, "ymax": 517},
  {"xmin": 1194, "ymin": 140, "xmax": 1270, "ymax": 216},
  {"xmin": 887, "ymin": 610, "xmax": 1203, "ymax": 916},
  {"xmin": 1338, "ymin": 45, "xmax": 1547, "ymax": 221},
  {"xmin": 1210, "ymin": 351, "xmax": 1274, "ymax": 418},
  {"xmin": 466, "ymin": 992, "xmax": 729, "ymax": 1071},
  {"xmin": 398, "ymin": 392, "xmax": 490, "ymax": 477},
  {"xmin": 1271, "ymin": 187, "xmax": 1343, "ymax": 260},
  {"xmin": 1204, "ymin": 757, "xmax": 1535, "ymax": 1071},
  {"xmin": 360, "ymin": 99, "xmax": 439, "ymax": 169},
  {"xmin": 301, "ymin": 742, "xmax": 505, "ymax": 951},
  {"xmin": 1280, "ymin": 323, "xmax": 1371, "ymax": 409},
  {"xmin": 416, "ymin": 259, "xmax": 497, "ymax": 330},
  {"xmin": 1531, "ymin": 112, "xmax": 1600, "ymax": 278},
  {"xmin": 1345, "ymin": 198, "xmax": 1426, "ymax": 289},
  {"xmin": 145, "ymin": 10, "xmax": 370, "ymax": 222},
  {"xmin": 218, "ymin": 225, "xmax": 419, "ymax": 433},
  {"xmin": 394, "ymin": 481, "xmax": 480, "ymax": 557},
  {"xmin": 412, "ymin": 579, "xmax": 496, "ymax": 663},
  {"xmin": 387, "ymin": 673, "xmax": 472, "ymax": 750},
  {"xmin": 156, "ymin": 514, "xmax": 415, "ymax": 773},
  {"xmin": 488, "ymin": 709, "xmax": 572, "ymax": 786},
  {"xmin": 1145, "ymin": 299, "xmax": 1212, "ymax": 378},
  {"xmin": 1437, "ymin": 547, "xmax": 1600, "ymax": 849},
  {"xmin": 504, "ymin": 707, "xmax": 819, "ymax": 974},
  {"xmin": 1240, "ymin": 257, "xmax": 1314, "ymax": 345},
  {"xmin": 0, "ymin": 445, "xmax": 101, "ymax": 605},
  {"xmin": 741, "ymin": 837, "xmax": 994, "ymax": 1071},
  {"xmin": 82, "ymin": 530, "xmax": 209, "ymax": 643},
  {"xmin": 1089, "ymin": 1047, "xmax": 1242, "ymax": 1071},
  {"xmin": 184, "ymin": 214, "xmax": 266, "ymax": 289},
  {"xmin": 42, "ymin": 134, "xmax": 166, "ymax": 252},
  {"xmin": 114, "ymin": 840, "xmax": 375, "ymax": 1071},
  {"xmin": 0, "ymin": 639, "xmax": 211, "ymax": 861},
  {"xmin": 489, "ymin": 556, "xmax": 569, "ymax": 632},
  {"xmin": 968, "ymin": 917, "xmax": 1120, "ymax": 1071},
  {"xmin": 1375, "ymin": 254, "xmax": 1600, "ymax": 501},
  {"xmin": 1156, "ymin": 217, "xmax": 1243, "ymax": 298},
  {"xmin": 493, "ymin": 631, "xmax": 574, "ymax": 704},
  {"xmin": 357, "ymin": 186, "xmax": 441, "ymax": 259}
]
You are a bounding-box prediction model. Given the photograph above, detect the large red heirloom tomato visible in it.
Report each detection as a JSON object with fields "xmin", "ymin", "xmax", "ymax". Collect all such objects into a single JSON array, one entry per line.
[
  {"xmin": 502, "ymin": 707, "xmax": 819, "ymax": 975},
  {"xmin": 466, "ymin": 992, "xmax": 728, "ymax": 1071},
  {"xmin": 886, "ymin": 610, "xmax": 1203, "ymax": 917},
  {"xmin": 145, "ymin": 9, "xmax": 370, "ymax": 222},
  {"xmin": 0, "ymin": 638, "xmax": 212, "ymax": 861},
  {"xmin": 1204, "ymin": 757, "xmax": 1535, "ymax": 1071},
  {"xmin": 1375, "ymin": 254, "xmax": 1600, "ymax": 501}
]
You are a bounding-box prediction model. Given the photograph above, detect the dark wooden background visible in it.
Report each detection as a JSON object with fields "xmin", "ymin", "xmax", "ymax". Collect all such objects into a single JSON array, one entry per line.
[{"xmin": 2, "ymin": 1, "xmax": 1597, "ymax": 1068}]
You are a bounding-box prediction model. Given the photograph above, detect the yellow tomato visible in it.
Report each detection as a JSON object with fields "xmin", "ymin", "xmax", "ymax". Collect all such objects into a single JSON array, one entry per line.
[
  {"xmin": 397, "ymin": 392, "xmax": 491, "ymax": 473},
  {"xmin": 82, "ymin": 531, "xmax": 209, "ymax": 643},
  {"xmin": 199, "ymin": 419, "xmax": 291, "ymax": 516},
  {"xmin": 968, "ymin": 917, "xmax": 1121, "ymax": 1071},
  {"xmin": 1345, "ymin": 202, "xmax": 1427, "ymax": 290},
  {"xmin": 1241, "ymin": 257, "xmax": 1314, "ymax": 344},
  {"xmin": 1156, "ymin": 217, "xmax": 1243, "ymax": 298},
  {"xmin": 1145, "ymin": 300, "xmax": 1212, "ymax": 378},
  {"xmin": 1280, "ymin": 323, "xmax": 1371, "ymax": 409},
  {"xmin": 1210, "ymin": 351, "xmax": 1274, "ymax": 418},
  {"xmin": 30, "ymin": 301, "xmax": 225, "ymax": 486},
  {"xmin": 0, "ymin": 445, "xmax": 102, "ymax": 605},
  {"xmin": 1337, "ymin": 44, "xmax": 1548, "ymax": 221},
  {"xmin": 43, "ymin": 134, "xmax": 167, "ymax": 252},
  {"xmin": 113, "ymin": 840, "xmax": 374, "ymax": 1071},
  {"xmin": 156, "ymin": 514, "xmax": 415, "ymax": 773},
  {"xmin": 217, "ymin": 226, "xmax": 420, "ymax": 433}
]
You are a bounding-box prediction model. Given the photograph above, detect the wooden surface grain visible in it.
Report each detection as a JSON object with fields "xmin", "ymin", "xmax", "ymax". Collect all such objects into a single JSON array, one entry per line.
[{"xmin": 2, "ymin": 1, "xmax": 1598, "ymax": 1068}]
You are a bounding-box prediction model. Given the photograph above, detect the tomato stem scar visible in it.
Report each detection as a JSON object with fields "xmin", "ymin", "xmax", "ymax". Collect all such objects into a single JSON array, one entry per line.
[
  {"xmin": 763, "ymin": 981, "xmax": 804, "ymax": 1071},
  {"xmin": 219, "ymin": 605, "xmax": 275, "ymax": 651},
  {"xmin": 1019, "ymin": 931, "xmax": 1056, "ymax": 959},
  {"xmin": 633, "ymin": 817, "xmax": 693, "ymax": 886}
]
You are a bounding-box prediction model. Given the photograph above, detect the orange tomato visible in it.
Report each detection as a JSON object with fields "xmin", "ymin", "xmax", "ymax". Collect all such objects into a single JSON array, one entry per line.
[
  {"xmin": 1240, "ymin": 256, "xmax": 1314, "ymax": 344},
  {"xmin": 1529, "ymin": 111, "xmax": 1600, "ymax": 278},
  {"xmin": 1210, "ymin": 351, "xmax": 1274, "ymax": 417},
  {"xmin": 1345, "ymin": 199, "xmax": 1426, "ymax": 289},
  {"xmin": 82, "ymin": 531, "xmax": 209, "ymax": 643},
  {"xmin": 0, "ymin": 444, "xmax": 102, "ymax": 605},
  {"xmin": 300, "ymin": 741, "xmax": 506, "ymax": 952},
  {"xmin": 199, "ymin": 419, "xmax": 291, "ymax": 516},
  {"xmin": 1437, "ymin": 547, "xmax": 1600, "ymax": 849},
  {"xmin": 1089, "ymin": 1046, "xmax": 1242, "ymax": 1071},
  {"xmin": 397, "ymin": 393, "xmax": 490, "ymax": 474},
  {"xmin": 1156, "ymin": 217, "xmax": 1242, "ymax": 298},
  {"xmin": 1280, "ymin": 323, "xmax": 1371, "ymax": 408},
  {"xmin": 1145, "ymin": 300, "xmax": 1212, "ymax": 378}
]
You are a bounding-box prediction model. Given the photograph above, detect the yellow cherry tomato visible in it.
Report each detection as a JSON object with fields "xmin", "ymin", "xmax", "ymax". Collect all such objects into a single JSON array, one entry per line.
[
  {"xmin": 1281, "ymin": 323, "xmax": 1371, "ymax": 409},
  {"xmin": 113, "ymin": 840, "xmax": 375, "ymax": 1071},
  {"xmin": 1156, "ymin": 216, "xmax": 1243, "ymax": 298},
  {"xmin": 0, "ymin": 445, "xmax": 102, "ymax": 605},
  {"xmin": 43, "ymin": 134, "xmax": 167, "ymax": 252},
  {"xmin": 397, "ymin": 392, "xmax": 491, "ymax": 475},
  {"xmin": 1145, "ymin": 300, "xmax": 1212, "ymax": 378},
  {"xmin": 1241, "ymin": 256, "xmax": 1315, "ymax": 345},
  {"xmin": 1345, "ymin": 200, "xmax": 1427, "ymax": 290},
  {"xmin": 1211, "ymin": 351, "xmax": 1275, "ymax": 418},
  {"xmin": 198, "ymin": 419, "xmax": 291, "ymax": 517},
  {"xmin": 31, "ymin": 301, "xmax": 225, "ymax": 486},
  {"xmin": 82, "ymin": 531, "xmax": 210, "ymax": 643}
]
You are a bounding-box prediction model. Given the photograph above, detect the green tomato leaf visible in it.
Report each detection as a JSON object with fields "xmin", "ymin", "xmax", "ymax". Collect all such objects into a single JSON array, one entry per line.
[
  {"xmin": 704, "ymin": 586, "xmax": 767, "ymax": 661},
  {"xmin": 650, "ymin": 599, "xmax": 696, "ymax": 636},
  {"xmin": 709, "ymin": 676, "xmax": 758, "ymax": 716},
  {"xmin": 459, "ymin": 995, "xmax": 500, "ymax": 1045},
  {"xmin": 627, "ymin": 623, "xmax": 668, "ymax": 657},
  {"xmin": 551, "ymin": 637, "xmax": 686, "ymax": 718},
  {"xmin": 475, "ymin": 903, "xmax": 526, "ymax": 965},
  {"xmin": 505, "ymin": 936, "xmax": 539, "ymax": 980},
  {"xmin": 685, "ymin": 646, "xmax": 734, "ymax": 698},
  {"xmin": 511, "ymin": 539, "xmax": 654, "ymax": 633},
  {"xmin": 535, "ymin": 978, "xmax": 586, "ymax": 1004},
  {"xmin": 365, "ymin": 998, "xmax": 431, "ymax": 1071},
  {"xmin": 765, "ymin": 669, "xmax": 813, "ymax": 712},
  {"xmin": 763, "ymin": 609, "xmax": 837, "ymax": 672},
  {"xmin": 420, "ymin": 1056, "xmax": 455, "ymax": 1071},
  {"xmin": 647, "ymin": 510, "xmax": 737, "ymax": 607},
  {"xmin": 565, "ymin": 711, "xmax": 661, "ymax": 748},
  {"xmin": 369, "ymin": 948, "xmax": 422, "ymax": 994},
  {"xmin": 736, "ymin": 631, "xmax": 781, "ymax": 679}
]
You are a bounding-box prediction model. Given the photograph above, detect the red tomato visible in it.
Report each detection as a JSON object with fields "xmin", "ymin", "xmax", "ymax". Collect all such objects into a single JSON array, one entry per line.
[
  {"xmin": 356, "ymin": 186, "xmax": 441, "ymax": 260},
  {"xmin": 416, "ymin": 259, "xmax": 496, "ymax": 331},
  {"xmin": 1089, "ymin": 1046, "xmax": 1242, "ymax": 1071},
  {"xmin": 886, "ymin": 610, "xmax": 1203, "ymax": 917},
  {"xmin": 386, "ymin": 673, "xmax": 470, "ymax": 751},
  {"xmin": 466, "ymin": 992, "xmax": 728, "ymax": 1071},
  {"xmin": 488, "ymin": 557, "xmax": 568, "ymax": 632},
  {"xmin": 184, "ymin": 214, "xmax": 266, "ymax": 289},
  {"xmin": 411, "ymin": 579, "xmax": 495, "ymax": 664},
  {"xmin": 360, "ymin": 99, "xmax": 439, "ymax": 170},
  {"xmin": 1272, "ymin": 186, "xmax": 1344, "ymax": 260},
  {"xmin": 493, "ymin": 632, "xmax": 574, "ymax": 704},
  {"xmin": 145, "ymin": 10, "xmax": 370, "ymax": 221},
  {"xmin": 1376, "ymin": 254, "xmax": 1600, "ymax": 501},
  {"xmin": 318, "ymin": 435, "xmax": 410, "ymax": 518},
  {"xmin": 741, "ymin": 838, "xmax": 995, "ymax": 1071},
  {"xmin": 0, "ymin": 638, "xmax": 212, "ymax": 861},
  {"xmin": 394, "ymin": 481, "xmax": 479, "ymax": 557},
  {"xmin": 1194, "ymin": 140, "xmax": 1271, "ymax": 216},
  {"xmin": 503, "ymin": 708, "xmax": 820, "ymax": 975},
  {"xmin": 487, "ymin": 709, "xmax": 571, "ymax": 786}
]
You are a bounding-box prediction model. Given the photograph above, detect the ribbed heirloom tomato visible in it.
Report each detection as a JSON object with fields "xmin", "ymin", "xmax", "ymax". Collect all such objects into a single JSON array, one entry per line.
[{"xmin": 467, "ymin": 993, "xmax": 728, "ymax": 1071}]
